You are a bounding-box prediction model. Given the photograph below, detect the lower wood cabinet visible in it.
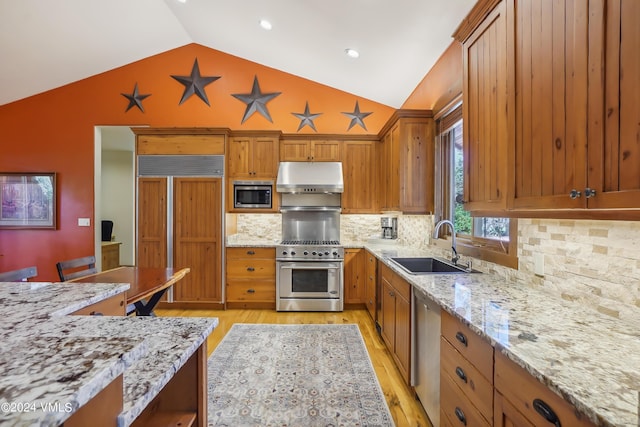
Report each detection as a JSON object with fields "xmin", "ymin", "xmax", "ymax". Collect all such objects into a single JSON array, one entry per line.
[
  {"xmin": 379, "ymin": 262, "xmax": 411, "ymax": 384},
  {"xmin": 101, "ymin": 241, "xmax": 121, "ymax": 271},
  {"xmin": 225, "ymin": 247, "xmax": 275, "ymax": 309},
  {"xmin": 364, "ymin": 250, "xmax": 377, "ymax": 320},
  {"xmin": 71, "ymin": 293, "xmax": 126, "ymax": 316},
  {"xmin": 344, "ymin": 248, "xmax": 366, "ymax": 306},
  {"xmin": 64, "ymin": 375, "xmax": 123, "ymax": 427},
  {"xmin": 494, "ymin": 351, "xmax": 597, "ymax": 427}
]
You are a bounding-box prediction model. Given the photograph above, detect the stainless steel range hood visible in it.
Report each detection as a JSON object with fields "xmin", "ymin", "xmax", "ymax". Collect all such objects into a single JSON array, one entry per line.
[{"xmin": 276, "ymin": 161, "xmax": 344, "ymax": 193}]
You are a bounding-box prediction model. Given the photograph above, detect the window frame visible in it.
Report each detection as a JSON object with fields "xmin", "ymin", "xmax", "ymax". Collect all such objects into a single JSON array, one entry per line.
[{"xmin": 434, "ymin": 97, "xmax": 518, "ymax": 269}]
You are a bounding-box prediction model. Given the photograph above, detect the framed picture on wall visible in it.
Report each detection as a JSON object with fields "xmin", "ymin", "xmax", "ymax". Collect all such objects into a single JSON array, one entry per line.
[{"xmin": 0, "ymin": 172, "xmax": 56, "ymax": 229}]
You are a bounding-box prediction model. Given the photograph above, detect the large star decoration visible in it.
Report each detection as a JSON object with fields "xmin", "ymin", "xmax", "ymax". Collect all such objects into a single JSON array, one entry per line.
[
  {"xmin": 121, "ymin": 83, "xmax": 151, "ymax": 112},
  {"xmin": 342, "ymin": 100, "xmax": 372, "ymax": 131},
  {"xmin": 232, "ymin": 76, "xmax": 281, "ymax": 123},
  {"xmin": 171, "ymin": 58, "xmax": 220, "ymax": 106},
  {"xmin": 292, "ymin": 102, "xmax": 322, "ymax": 132}
]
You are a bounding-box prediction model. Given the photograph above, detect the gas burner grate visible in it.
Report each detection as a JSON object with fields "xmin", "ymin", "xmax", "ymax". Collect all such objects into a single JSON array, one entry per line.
[{"xmin": 280, "ymin": 240, "xmax": 341, "ymax": 245}]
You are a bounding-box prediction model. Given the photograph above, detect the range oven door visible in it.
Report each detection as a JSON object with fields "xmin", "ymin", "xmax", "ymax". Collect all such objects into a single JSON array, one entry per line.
[{"xmin": 277, "ymin": 261, "xmax": 342, "ymax": 298}]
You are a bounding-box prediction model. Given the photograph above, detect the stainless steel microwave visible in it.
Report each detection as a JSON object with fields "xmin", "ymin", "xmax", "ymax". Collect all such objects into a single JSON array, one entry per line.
[{"xmin": 233, "ymin": 180, "xmax": 273, "ymax": 209}]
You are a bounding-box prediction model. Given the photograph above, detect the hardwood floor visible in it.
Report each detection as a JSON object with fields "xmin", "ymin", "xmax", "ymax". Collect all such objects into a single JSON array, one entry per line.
[{"xmin": 155, "ymin": 307, "xmax": 432, "ymax": 427}]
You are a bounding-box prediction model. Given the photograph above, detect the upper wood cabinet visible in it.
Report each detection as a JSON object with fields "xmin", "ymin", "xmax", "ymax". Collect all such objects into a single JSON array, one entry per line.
[
  {"xmin": 378, "ymin": 111, "xmax": 435, "ymax": 214},
  {"xmin": 227, "ymin": 132, "xmax": 280, "ymax": 178},
  {"xmin": 456, "ymin": 0, "xmax": 640, "ymax": 217},
  {"xmin": 457, "ymin": 0, "xmax": 509, "ymax": 213},
  {"xmin": 280, "ymin": 138, "xmax": 341, "ymax": 162},
  {"xmin": 342, "ymin": 140, "xmax": 378, "ymax": 213}
]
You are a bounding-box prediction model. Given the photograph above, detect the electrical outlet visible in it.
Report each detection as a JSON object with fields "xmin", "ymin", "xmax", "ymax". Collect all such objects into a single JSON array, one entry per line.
[
  {"xmin": 533, "ymin": 252, "xmax": 544, "ymax": 276},
  {"xmin": 78, "ymin": 218, "xmax": 91, "ymax": 227}
]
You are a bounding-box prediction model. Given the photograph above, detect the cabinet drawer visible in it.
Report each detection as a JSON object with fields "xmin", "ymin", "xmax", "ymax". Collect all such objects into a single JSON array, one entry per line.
[
  {"xmin": 441, "ymin": 337, "xmax": 493, "ymax": 422},
  {"xmin": 226, "ymin": 259, "xmax": 275, "ymax": 278},
  {"xmin": 71, "ymin": 293, "xmax": 126, "ymax": 316},
  {"xmin": 380, "ymin": 262, "xmax": 411, "ymax": 300},
  {"xmin": 441, "ymin": 372, "xmax": 491, "ymax": 427},
  {"xmin": 226, "ymin": 247, "xmax": 275, "ymax": 259},
  {"xmin": 441, "ymin": 310, "xmax": 493, "ymax": 381},
  {"xmin": 226, "ymin": 281, "xmax": 275, "ymax": 302},
  {"xmin": 494, "ymin": 351, "xmax": 597, "ymax": 427}
]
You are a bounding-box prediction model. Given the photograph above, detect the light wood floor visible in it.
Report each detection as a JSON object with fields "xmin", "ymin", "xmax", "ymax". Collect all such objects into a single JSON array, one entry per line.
[{"xmin": 155, "ymin": 307, "xmax": 432, "ymax": 427}]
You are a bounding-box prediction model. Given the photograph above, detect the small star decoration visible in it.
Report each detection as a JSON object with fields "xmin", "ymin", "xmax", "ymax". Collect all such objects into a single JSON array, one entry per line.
[
  {"xmin": 292, "ymin": 102, "xmax": 322, "ymax": 132},
  {"xmin": 232, "ymin": 76, "xmax": 281, "ymax": 123},
  {"xmin": 121, "ymin": 83, "xmax": 151, "ymax": 112},
  {"xmin": 342, "ymin": 100, "xmax": 372, "ymax": 131},
  {"xmin": 171, "ymin": 58, "xmax": 221, "ymax": 106}
]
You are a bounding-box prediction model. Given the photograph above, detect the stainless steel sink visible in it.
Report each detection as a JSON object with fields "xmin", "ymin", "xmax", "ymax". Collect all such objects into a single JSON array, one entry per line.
[{"xmin": 389, "ymin": 257, "xmax": 478, "ymax": 274}]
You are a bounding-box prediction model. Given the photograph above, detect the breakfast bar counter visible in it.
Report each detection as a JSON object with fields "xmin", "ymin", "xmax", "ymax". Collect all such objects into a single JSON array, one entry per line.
[{"xmin": 0, "ymin": 281, "xmax": 218, "ymax": 427}]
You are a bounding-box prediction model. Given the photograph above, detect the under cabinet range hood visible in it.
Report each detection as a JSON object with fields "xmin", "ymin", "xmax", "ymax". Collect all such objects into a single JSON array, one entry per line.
[{"xmin": 276, "ymin": 162, "xmax": 344, "ymax": 193}]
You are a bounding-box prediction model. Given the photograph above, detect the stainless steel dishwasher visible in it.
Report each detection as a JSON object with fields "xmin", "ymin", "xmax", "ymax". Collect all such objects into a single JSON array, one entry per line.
[{"xmin": 412, "ymin": 287, "xmax": 441, "ymax": 426}]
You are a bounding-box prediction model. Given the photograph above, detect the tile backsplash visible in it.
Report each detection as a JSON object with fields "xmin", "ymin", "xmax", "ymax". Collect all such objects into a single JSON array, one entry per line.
[{"xmin": 232, "ymin": 213, "xmax": 640, "ymax": 320}]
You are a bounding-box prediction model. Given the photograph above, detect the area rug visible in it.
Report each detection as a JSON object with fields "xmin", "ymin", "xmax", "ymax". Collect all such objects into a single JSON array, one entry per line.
[{"xmin": 208, "ymin": 323, "xmax": 394, "ymax": 426}]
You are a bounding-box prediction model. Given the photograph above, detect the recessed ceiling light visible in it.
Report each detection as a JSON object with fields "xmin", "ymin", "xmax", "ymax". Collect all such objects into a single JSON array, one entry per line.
[
  {"xmin": 176, "ymin": 0, "xmax": 187, "ymax": 3},
  {"xmin": 345, "ymin": 48, "xmax": 360, "ymax": 59},
  {"xmin": 259, "ymin": 19, "xmax": 273, "ymax": 31}
]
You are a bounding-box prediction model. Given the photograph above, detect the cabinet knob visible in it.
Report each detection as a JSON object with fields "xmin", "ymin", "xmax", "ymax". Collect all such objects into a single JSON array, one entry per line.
[
  {"xmin": 455, "ymin": 331, "xmax": 468, "ymax": 347},
  {"xmin": 584, "ymin": 188, "xmax": 597, "ymax": 198},
  {"xmin": 247, "ymin": 250, "xmax": 256, "ymax": 255},
  {"xmin": 247, "ymin": 267, "xmax": 255, "ymax": 272},
  {"xmin": 455, "ymin": 366, "xmax": 467, "ymax": 383},
  {"xmin": 532, "ymin": 398, "xmax": 560, "ymax": 426},
  {"xmin": 247, "ymin": 288, "xmax": 256, "ymax": 293},
  {"xmin": 454, "ymin": 407, "xmax": 467, "ymax": 425},
  {"xmin": 569, "ymin": 189, "xmax": 581, "ymax": 199}
]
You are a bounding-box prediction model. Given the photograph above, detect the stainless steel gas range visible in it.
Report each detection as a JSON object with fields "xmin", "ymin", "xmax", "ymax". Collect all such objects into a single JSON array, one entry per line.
[{"xmin": 275, "ymin": 162, "xmax": 345, "ymax": 312}]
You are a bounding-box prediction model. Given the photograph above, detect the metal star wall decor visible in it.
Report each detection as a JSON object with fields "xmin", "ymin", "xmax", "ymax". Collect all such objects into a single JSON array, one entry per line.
[
  {"xmin": 292, "ymin": 102, "xmax": 322, "ymax": 132},
  {"xmin": 342, "ymin": 100, "xmax": 372, "ymax": 131},
  {"xmin": 121, "ymin": 83, "xmax": 151, "ymax": 112},
  {"xmin": 232, "ymin": 76, "xmax": 281, "ymax": 123},
  {"xmin": 171, "ymin": 58, "xmax": 221, "ymax": 106}
]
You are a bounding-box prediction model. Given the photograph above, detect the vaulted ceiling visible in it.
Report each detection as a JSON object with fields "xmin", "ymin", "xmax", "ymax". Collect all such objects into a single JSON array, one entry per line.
[{"xmin": 0, "ymin": 0, "xmax": 475, "ymax": 108}]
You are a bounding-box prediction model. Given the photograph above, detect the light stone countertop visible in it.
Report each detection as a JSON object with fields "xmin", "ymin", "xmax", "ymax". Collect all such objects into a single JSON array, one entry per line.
[
  {"xmin": 363, "ymin": 242, "xmax": 640, "ymax": 427},
  {"xmin": 0, "ymin": 281, "xmax": 218, "ymax": 427}
]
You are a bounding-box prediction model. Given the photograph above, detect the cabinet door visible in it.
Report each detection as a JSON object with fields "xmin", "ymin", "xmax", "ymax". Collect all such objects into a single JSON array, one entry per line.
[
  {"xmin": 587, "ymin": 0, "xmax": 640, "ymax": 209},
  {"xmin": 227, "ymin": 137, "xmax": 252, "ymax": 177},
  {"xmin": 344, "ymin": 249, "xmax": 365, "ymax": 304},
  {"xmin": 494, "ymin": 392, "xmax": 535, "ymax": 427},
  {"xmin": 365, "ymin": 252, "xmax": 377, "ymax": 319},
  {"xmin": 399, "ymin": 119, "xmax": 434, "ymax": 213},
  {"xmin": 342, "ymin": 140, "xmax": 377, "ymax": 213},
  {"xmin": 510, "ymin": 0, "xmax": 589, "ymax": 210},
  {"xmin": 252, "ymin": 136, "xmax": 279, "ymax": 177},
  {"xmin": 380, "ymin": 277, "xmax": 396, "ymax": 351},
  {"xmin": 394, "ymin": 291, "xmax": 411, "ymax": 383},
  {"xmin": 280, "ymin": 140, "xmax": 311, "ymax": 161},
  {"xmin": 381, "ymin": 124, "xmax": 400, "ymax": 210},
  {"xmin": 137, "ymin": 177, "xmax": 167, "ymax": 268},
  {"xmin": 173, "ymin": 177, "xmax": 222, "ymax": 302},
  {"xmin": 462, "ymin": 0, "xmax": 509, "ymax": 211},
  {"xmin": 311, "ymin": 140, "xmax": 341, "ymax": 161}
]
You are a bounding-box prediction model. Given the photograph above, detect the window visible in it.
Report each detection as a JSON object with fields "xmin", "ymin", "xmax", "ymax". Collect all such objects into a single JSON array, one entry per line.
[{"xmin": 434, "ymin": 101, "xmax": 517, "ymax": 268}]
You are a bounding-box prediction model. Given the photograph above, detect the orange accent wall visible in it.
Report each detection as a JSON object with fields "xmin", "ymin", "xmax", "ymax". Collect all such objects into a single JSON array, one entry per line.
[
  {"xmin": 0, "ymin": 41, "xmax": 462, "ymax": 280},
  {"xmin": 402, "ymin": 41, "xmax": 463, "ymax": 111}
]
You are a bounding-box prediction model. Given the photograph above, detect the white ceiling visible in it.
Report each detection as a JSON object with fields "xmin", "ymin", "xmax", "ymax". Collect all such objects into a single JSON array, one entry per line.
[{"xmin": 0, "ymin": 0, "xmax": 475, "ymax": 109}]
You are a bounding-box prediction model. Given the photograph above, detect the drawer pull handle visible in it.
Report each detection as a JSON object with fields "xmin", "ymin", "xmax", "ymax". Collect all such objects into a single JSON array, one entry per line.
[
  {"xmin": 455, "ymin": 331, "xmax": 468, "ymax": 347},
  {"xmin": 247, "ymin": 288, "xmax": 256, "ymax": 293},
  {"xmin": 90, "ymin": 311, "xmax": 104, "ymax": 316},
  {"xmin": 455, "ymin": 366, "xmax": 467, "ymax": 383},
  {"xmin": 533, "ymin": 398, "xmax": 561, "ymax": 426},
  {"xmin": 247, "ymin": 267, "xmax": 255, "ymax": 272},
  {"xmin": 247, "ymin": 250, "xmax": 256, "ymax": 255},
  {"xmin": 454, "ymin": 407, "xmax": 467, "ymax": 425}
]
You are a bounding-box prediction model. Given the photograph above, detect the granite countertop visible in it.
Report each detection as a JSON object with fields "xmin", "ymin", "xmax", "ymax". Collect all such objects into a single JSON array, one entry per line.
[
  {"xmin": 0, "ymin": 281, "xmax": 218, "ymax": 427},
  {"xmin": 363, "ymin": 242, "xmax": 640, "ymax": 427}
]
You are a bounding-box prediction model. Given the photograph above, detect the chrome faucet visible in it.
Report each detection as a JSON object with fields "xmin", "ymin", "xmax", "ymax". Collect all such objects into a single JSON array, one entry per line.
[{"xmin": 433, "ymin": 219, "xmax": 459, "ymax": 265}]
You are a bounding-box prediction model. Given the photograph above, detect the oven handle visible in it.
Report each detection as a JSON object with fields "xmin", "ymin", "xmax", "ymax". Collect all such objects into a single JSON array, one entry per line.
[{"xmin": 278, "ymin": 265, "xmax": 342, "ymax": 270}]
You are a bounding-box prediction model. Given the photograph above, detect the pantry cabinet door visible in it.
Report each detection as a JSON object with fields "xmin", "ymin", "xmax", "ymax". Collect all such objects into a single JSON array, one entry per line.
[
  {"xmin": 587, "ymin": 0, "xmax": 640, "ymax": 209},
  {"xmin": 510, "ymin": 0, "xmax": 588, "ymax": 210},
  {"xmin": 137, "ymin": 177, "xmax": 168, "ymax": 268}
]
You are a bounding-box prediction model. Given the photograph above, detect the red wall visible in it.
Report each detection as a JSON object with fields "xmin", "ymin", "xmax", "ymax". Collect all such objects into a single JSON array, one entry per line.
[
  {"xmin": 0, "ymin": 43, "xmax": 396, "ymax": 280},
  {"xmin": 0, "ymin": 41, "xmax": 462, "ymax": 281}
]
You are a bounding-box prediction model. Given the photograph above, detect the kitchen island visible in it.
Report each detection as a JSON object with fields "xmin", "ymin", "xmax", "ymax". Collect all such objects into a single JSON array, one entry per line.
[{"xmin": 0, "ymin": 281, "xmax": 217, "ymax": 426}]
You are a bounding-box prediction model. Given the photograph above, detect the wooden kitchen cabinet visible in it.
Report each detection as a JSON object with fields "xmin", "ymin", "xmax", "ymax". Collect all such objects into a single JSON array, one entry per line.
[
  {"xmin": 440, "ymin": 310, "xmax": 494, "ymax": 426},
  {"xmin": 364, "ymin": 250, "xmax": 377, "ymax": 320},
  {"xmin": 379, "ymin": 262, "xmax": 411, "ymax": 384},
  {"xmin": 226, "ymin": 247, "xmax": 276, "ymax": 309},
  {"xmin": 280, "ymin": 138, "xmax": 341, "ymax": 162},
  {"xmin": 71, "ymin": 292, "xmax": 126, "ymax": 316},
  {"xmin": 228, "ymin": 133, "xmax": 280, "ymax": 178},
  {"xmin": 344, "ymin": 248, "xmax": 366, "ymax": 306},
  {"xmin": 342, "ymin": 140, "xmax": 378, "ymax": 213},
  {"xmin": 494, "ymin": 351, "xmax": 597, "ymax": 427},
  {"xmin": 101, "ymin": 241, "xmax": 121, "ymax": 271},
  {"xmin": 378, "ymin": 111, "xmax": 434, "ymax": 213}
]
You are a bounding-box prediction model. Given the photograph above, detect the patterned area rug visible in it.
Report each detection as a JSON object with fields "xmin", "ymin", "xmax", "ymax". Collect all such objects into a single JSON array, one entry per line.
[{"xmin": 208, "ymin": 323, "xmax": 394, "ymax": 426}]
